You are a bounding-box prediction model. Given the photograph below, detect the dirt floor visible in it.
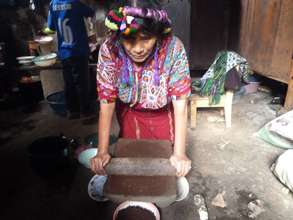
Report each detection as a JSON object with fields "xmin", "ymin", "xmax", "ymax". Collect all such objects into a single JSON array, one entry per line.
[{"xmin": 0, "ymin": 90, "xmax": 292, "ymax": 220}]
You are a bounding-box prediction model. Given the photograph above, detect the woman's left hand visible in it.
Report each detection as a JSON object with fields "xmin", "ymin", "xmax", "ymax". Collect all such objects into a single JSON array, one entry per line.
[{"xmin": 170, "ymin": 154, "xmax": 192, "ymax": 177}]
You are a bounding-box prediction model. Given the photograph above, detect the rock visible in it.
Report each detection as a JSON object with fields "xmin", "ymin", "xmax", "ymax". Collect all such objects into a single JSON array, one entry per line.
[
  {"xmin": 248, "ymin": 193, "xmax": 257, "ymax": 200},
  {"xmin": 281, "ymin": 187, "xmax": 290, "ymax": 195},
  {"xmin": 247, "ymin": 199, "xmax": 265, "ymax": 219},
  {"xmin": 207, "ymin": 116, "xmax": 225, "ymax": 123},
  {"xmin": 194, "ymin": 194, "xmax": 209, "ymax": 220},
  {"xmin": 217, "ymin": 139, "xmax": 230, "ymax": 150},
  {"xmin": 211, "ymin": 192, "xmax": 227, "ymax": 208}
]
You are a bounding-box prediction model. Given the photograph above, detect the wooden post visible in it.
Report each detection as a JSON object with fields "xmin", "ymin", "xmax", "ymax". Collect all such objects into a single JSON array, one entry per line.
[{"xmin": 285, "ymin": 60, "xmax": 293, "ymax": 110}]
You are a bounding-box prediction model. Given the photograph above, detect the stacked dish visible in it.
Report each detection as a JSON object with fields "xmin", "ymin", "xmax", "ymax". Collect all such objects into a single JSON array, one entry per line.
[{"xmin": 16, "ymin": 56, "xmax": 35, "ymax": 66}]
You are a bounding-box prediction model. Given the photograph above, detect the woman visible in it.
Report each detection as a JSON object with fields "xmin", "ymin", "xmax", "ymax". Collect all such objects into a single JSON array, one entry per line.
[{"xmin": 91, "ymin": 0, "xmax": 191, "ymax": 177}]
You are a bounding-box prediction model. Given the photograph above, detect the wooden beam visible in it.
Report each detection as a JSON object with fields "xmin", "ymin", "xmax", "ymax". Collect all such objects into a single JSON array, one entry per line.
[{"xmin": 284, "ymin": 60, "xmax": 293, "ymax": 110}]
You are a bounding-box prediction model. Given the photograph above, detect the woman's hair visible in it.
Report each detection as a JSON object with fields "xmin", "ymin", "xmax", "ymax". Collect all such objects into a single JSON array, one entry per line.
[{"xmin": 110, "ymin": 0, "xmax": 171, "ymax": 38}]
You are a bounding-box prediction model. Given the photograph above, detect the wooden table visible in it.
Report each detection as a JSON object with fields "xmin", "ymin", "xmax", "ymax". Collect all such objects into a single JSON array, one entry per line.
[{"xmin": 189, "ymin": 91, "xmax": 234, "ymax": 128}]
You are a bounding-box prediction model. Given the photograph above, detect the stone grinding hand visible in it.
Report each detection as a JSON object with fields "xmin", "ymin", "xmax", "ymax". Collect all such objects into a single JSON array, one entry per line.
[{"xmin": 105, "ymin": 158, "xmax": 177, "ymax": 176}]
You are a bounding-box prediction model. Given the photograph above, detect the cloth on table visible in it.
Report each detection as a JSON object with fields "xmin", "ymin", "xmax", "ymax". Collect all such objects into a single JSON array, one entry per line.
[{"xmin": 192, "ymin": 51, "xmax": 252, "ymax": 105}]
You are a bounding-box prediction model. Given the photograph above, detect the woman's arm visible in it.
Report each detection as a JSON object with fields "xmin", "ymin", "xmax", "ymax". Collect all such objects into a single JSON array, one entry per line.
[
  {"xmin": 90, "ymin": 102, "xmax": 115, "ymax": 175},
  {"xmin": 170, "ymin": 98, "xmax": 191, "ymax": 177},
  {"xmin": 98, "ymin": 102, "xmax": 115, "ymax": 153}
]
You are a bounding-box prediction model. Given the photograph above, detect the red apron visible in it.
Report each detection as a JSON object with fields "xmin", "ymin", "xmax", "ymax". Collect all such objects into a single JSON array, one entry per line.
[{"xmin": 116, "ymin": 102, "xmax": 175, "ymax": 142}]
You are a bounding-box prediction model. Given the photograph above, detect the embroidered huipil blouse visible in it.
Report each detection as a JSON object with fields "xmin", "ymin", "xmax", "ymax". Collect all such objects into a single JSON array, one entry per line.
[{"xmin": 96, "ymin": 35, "xmax": 191, "ymax": 110}]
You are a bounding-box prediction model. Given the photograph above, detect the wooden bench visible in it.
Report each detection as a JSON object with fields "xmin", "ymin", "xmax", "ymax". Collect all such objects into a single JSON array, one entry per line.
[{"xmin": 189, "ymin": 91, "xmax": 234, "ymax": 128}]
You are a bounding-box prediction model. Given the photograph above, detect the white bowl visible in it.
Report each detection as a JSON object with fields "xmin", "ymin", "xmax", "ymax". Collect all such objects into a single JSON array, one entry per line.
[
  {"xmin": 18, "ymin": 59, "xmax": 33, "ymax": 66},
  {"xmin": 88, "ymin": 175, "xmax": 108, "ymax": 202},
  {"xmin": 16, "ymin": 56, "xmax": 35, "ymax": 61},
  {"xmin": 34, "ymin": 36, "xmax": 54, "ymax": 44},
  {"xmin": 33, "ymin": 53, "xmax": 57, "ymax": 67},
  {"xmin": 113, "ymin": 201, "xmax": 160, "ymax": 220},
  {"xmin": 176, "ymin": 177, "xmax": 190, "ymax": 201},
  {"xmin": 77, "ymin": 148, "xmax": 97, "ymax": 169}
]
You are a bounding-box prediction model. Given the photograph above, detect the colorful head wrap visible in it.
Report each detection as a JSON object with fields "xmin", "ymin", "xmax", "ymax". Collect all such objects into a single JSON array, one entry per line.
[
  {"xmin": 105, "ymin": 6, "xmax": 172, "ymax": 101},
  {"xmin": 105, "ymin": 6, "xmax": 172, "ymax": 35}
]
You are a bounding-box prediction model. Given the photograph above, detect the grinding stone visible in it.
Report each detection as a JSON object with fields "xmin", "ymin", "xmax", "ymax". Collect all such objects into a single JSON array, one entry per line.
[{"xmin": 104, "ymin": 139, "xmax": 177, "ymax": 207}]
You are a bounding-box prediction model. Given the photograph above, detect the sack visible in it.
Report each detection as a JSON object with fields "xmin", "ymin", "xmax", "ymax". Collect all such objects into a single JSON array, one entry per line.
[
  {"xmin": 256, "ymin": 110, "xmax": 293, "ymax": 149},
  {"xmin": 269, "ymin": 110, "xmax": 293, "ymax": 142},
  {"xmin": 224, "ymin": 67, "xmax": 241, "ymax": 91},
  {"xmin": 272, "ymin": 150, "xmax": 293, "ymax": 192}
]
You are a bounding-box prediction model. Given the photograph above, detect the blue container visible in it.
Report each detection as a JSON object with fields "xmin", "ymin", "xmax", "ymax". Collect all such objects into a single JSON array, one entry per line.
[{"xmin": 46, "ymin": 91, "xmax": 67, "ymax": 117}]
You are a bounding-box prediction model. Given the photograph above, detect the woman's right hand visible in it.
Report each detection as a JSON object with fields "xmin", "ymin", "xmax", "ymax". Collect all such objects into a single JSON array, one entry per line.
[{"xmin": 90, "ymin": 152, "xmax": 111, "ymax": 175}]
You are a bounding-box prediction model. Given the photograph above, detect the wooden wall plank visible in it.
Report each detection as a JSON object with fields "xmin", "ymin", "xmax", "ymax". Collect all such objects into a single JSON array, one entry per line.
[
  {"xmin": 239, "ymin": 0, "xmax": 293, "ymax": 83},
  {"xmin": 284, "ymin": 60, "xmax": 293, "ymax": 110},
  {"xmin": 271, "ymin": 0, "xmax": 293, "ymax": 81}
]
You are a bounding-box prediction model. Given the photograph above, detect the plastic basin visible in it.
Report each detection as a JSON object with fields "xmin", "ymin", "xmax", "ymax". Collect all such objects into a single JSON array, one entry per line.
[{"xmin": 46, "ymin": 91, "xmax": 67, "ymax": 116}]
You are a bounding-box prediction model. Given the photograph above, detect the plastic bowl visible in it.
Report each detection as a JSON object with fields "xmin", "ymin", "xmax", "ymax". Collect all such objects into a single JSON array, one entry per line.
[
  {"xmin": 113, "ymin": 201, "xmax": 160, "ymax": 220},
  {"xmin": 33, "ymin": 53, "xmax": 57, "ymax": 67},
  {"xmin": 18, "ymin": 59, "xmax": 33, "ymax": 66},
  {"xmin": 176, "ymin": 177, "xmax": 190, "ymax": 201},
  {"xmin": 243, "ymin": 82, "xmax": 260, "ymax": 94},
  {"xmin": 16, "ymin": 56, "xmax": 35, "ymax": 61},
  {"xmin": 88, "ymin": 175, "xmax": 108, "ymax": 202},
  {"xmin": 78, "ymin": 148, "xmax": 97, "ymax": 169},
  {"xmin": 46, "ymin": 91, "xmax": 67, "ymax": 117}
]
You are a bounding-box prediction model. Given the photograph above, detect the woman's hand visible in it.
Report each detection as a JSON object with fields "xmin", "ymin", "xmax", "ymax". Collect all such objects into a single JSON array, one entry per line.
[
  {"xmin": 92, "ymin": 102, "xmax": 115, "ymax": 175},
  {"xmin": 90, "ymin": 152, "xmax": 111, "ymax": 175},
  {"xmin": 170, "ymin": 154, "xmax": 191, "ymax": 177}
]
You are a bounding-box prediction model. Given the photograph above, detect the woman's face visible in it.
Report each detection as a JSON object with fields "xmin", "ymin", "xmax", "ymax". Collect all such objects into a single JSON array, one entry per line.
[{"xmin": 121, "ymin": 31, "xmax": 157, "ymax": 64}]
